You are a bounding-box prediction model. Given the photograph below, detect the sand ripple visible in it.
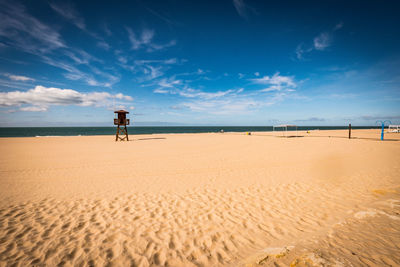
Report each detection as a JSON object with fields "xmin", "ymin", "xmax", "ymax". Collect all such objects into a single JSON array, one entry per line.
[{"xmin": 1, "ymin": 184, "xmax": 399, "ymax": 266}]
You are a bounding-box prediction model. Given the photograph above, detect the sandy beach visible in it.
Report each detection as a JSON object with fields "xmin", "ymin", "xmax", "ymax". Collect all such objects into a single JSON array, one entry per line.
[{"xmin": 0, "ymin": 129, "xmax": 399, "ymax": 266}]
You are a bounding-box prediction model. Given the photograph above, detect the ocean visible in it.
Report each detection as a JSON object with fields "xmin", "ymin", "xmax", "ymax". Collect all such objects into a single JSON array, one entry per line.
[{"xmin": 0, "ymin": 126, "xmax": 380, "ymax": 138}]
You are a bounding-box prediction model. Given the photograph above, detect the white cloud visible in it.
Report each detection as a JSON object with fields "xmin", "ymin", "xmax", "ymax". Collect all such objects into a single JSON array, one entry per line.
[
  {"xmin": 154, "ymin": 88, "xmax": 169, "ymax": 94},
  {"xmin": 254, "ymin": 72, "xmax": 260, "ymax": 76},
  {"xmin": 20, "ymin": 106, "xmax": 47, "ymax": 112},
  {"xmin": 115, "ymin": 93, "xmax": 133, "ymax": 101},
  {"xmin": 0, "ymin": 85, "xmax": 133, "ymax": 112},
  {"xmin": 313, "ymin": 32, "xmax": 331, "ymax": 51},
  {"xmin": 295, "ymin": 22, "xmax": 343, "ymax": 60},
  {"xmin": 3, "ymin": 74, "xmax": 34, "ymax": 82},
  {"xmin": 251, "ymin": 72, "xmax": 296, "ymax": 92}
]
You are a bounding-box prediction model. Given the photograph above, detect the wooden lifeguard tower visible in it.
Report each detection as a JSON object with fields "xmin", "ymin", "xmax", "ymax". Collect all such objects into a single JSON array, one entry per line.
[{"xmin": 114, "ymin": 110, "xmax": 130, "ymax": 141}]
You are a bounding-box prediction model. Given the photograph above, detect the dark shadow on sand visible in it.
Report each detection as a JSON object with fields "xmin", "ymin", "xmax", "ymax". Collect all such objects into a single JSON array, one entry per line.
[
  {"xmin": 136, "ymin": 137, "xmax": 167, "ymax": 141},
  {"xmin": 250, "ymin": 133, "xmax": 399, "ymax": 142}
]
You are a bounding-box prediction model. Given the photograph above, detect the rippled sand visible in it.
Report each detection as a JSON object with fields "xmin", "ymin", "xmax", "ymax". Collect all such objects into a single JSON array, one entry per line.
[{"xmin": 0, "ymin": 129, "xmax": 399, "ymax": 266}]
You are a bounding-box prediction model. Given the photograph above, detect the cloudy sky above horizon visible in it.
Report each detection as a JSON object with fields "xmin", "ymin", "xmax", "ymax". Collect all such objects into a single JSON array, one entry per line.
[{"xmin": 0, "ymin": 0, "xmax": 399, "ymax": 126}]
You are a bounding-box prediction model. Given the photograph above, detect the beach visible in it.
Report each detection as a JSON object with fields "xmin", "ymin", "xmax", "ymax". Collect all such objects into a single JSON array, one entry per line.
[{"xmin": 0, "ymin": 129, "xmax": 399, "ymax": 266}]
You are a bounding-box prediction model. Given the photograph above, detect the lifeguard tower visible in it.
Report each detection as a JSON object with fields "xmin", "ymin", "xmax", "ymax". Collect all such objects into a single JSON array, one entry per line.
[{"xmin": 114, "ymin": 110, "xmax": 130, "ymax": 141}]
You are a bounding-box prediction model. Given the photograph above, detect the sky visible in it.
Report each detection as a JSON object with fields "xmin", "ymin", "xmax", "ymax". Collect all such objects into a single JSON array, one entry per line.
[{"xmin": 0, "ymin": 0, "xmax": 399, "ymax": 126}]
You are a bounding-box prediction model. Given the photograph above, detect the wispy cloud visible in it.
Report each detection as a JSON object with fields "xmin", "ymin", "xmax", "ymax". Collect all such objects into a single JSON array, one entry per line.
[
  {"xmin": 97, "ymin": 41, "xmax": 110, "ymax": 50},
  {"xmin": 360, "ymin": 115, "xmax": 400, "ymax": 121},
  {"xmin": 295, "ymin": 22, "xmax": 343, "ymax": 60},
  {"xmin": 146, "ymin": 66, "xmax": 164, "ymax": 80},
  {"xmin": 153, "ymin": 70, "xmax": 302, "ymax": 116},
  {"xmin": 127, "ymin": 58, "xmax": 184, "ymax": 82},
  {"xmin": 146, "ymin": 7, "xmax": 177, "ymax": 26},
  {"xmin": 294, "ymin": 117, "xmax": 326, "ymax": 122},
  {"xmin": 182, "ymin": 98, "xmax": 258, "ymax": 115},
  {"xmin": 102, "ymin": 23, "xmax": 112, "ymax": 36},
  {"xmin": 295, "ymin": 44, "xmax": 311, "ymax": 60},
  {"xmin": 177, "ymin": 88, "xmax": 238, "ymax": 99},
  {"xmin": 126, "ymin": 27, "xmax": 176, "ymax": 52},
  {"xmin": 2, "ymin": 73, "xmax": 34, "ymax": 82},
  {"xmin": 0, "ymin": 78, "xmax": 35, "ymax": 90},
  {"xmin": 313, "ymin": 32, "xmax": 331, "ymax": 51},
  {"xmin": 251, "ymin": 72, "xmax": 296, "ymax": 92},
  {"xmin": 154, "ymin": 75, "xmax": 243, "ymax": 100},
  {"xmin": 63, "ymin": 49, "xmax": 102, "ymax": 65},
  {"xmin": 233, "ymin": 0, "xmax": 256, "ymax": 19},
  {"xmin": 49, "ymin": 1, "xmax": 86, "ymax": 30},
  {"xmin": 0, "ymin": 1, "xmax": 65, "ymax": 54},
  {"xmin": 333, "ymin": 22, "xmax": 344, "ymax": 31},
  {"xmin": 154, "ymin": 86, "xmax": 233, "ymax": 99},
  {"xmin": 127, "ymin": 28, "xmax": 154, "ymax": 49},
  {"xmin": 327, "ymin": 93, "xmax": 357, "ymax": 99},
  {"xmin": 176, "ymin": 91, "xmax": 290, "ymax": 115},
  {"xmin": 0, "ymin": 85, "xmax": 132, "ymax": 112},
  {"xmin": 0, "ymin": 2, "xmax": 117, "ymax": 88},
  {"xmin": 42, "ymin": 56, "xmax": 118, "ymax": 87},
  {"xmin": 134, "ymin": 58, "xmax": 179, "ymax": 65},
  {"xmin": 158, "ymin": 77, "xmax": 182, "ymax": 88}
]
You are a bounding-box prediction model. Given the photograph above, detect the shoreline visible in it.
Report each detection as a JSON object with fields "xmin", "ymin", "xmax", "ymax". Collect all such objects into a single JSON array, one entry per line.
[
  {"xmin": 0, "ymin": 127, "xmax": 389, "ymax": 139},
  {"xmin": 0, "ymin": 126, "xmax": 383, "ymax": 138}
]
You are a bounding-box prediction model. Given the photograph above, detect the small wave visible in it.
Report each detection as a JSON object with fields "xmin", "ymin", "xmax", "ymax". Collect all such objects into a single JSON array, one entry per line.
[
  {"xmin": 35, "ymin": 134, "xmax": 84, "ymax": 137},
  {"xmin": 35, "ymin": 136, "xmax": 62, "ymax": 137}
]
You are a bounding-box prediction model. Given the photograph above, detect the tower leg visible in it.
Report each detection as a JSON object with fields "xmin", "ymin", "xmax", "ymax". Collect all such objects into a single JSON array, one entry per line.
[
  {"xmin": 116, "ymin": 124, "xmax": 129, "ymax": 141},
  {"xmin": 116, "ymin": 125, "xmax": 120, "ymax": 141}
]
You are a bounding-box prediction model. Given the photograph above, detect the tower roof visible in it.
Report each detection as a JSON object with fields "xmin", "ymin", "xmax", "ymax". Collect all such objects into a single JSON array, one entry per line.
[{"xmin": 114, "ymin": 110, "xmax": 129, "ymax": 114}]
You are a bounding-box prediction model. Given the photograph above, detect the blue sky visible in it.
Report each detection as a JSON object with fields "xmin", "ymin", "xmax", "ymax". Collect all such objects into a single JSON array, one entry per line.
[{"xmin": 0, "ymin": 0, "xmax": 399, "ymax": 126}]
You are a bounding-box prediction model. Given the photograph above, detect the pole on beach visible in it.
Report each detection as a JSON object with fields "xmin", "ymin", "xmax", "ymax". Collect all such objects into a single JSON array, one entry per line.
[
  {"xmin": 376, "ymin": 120, "xmax": 392, "ymax": 141},
  {"xmin": 348, "ymin": 124, "xmax": 351, "ymax": 139}
]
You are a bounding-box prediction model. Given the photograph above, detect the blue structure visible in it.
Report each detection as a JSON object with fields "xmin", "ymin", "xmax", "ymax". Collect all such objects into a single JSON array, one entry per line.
[{"xmin": 376, "ymin": 120, "xmax": 392, "ymax": 140}]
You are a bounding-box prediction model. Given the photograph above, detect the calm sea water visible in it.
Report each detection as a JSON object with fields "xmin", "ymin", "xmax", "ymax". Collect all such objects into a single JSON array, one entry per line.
[{"xmin": 0, "ymin": 126, "xmax": 380, "ymax": 138}]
